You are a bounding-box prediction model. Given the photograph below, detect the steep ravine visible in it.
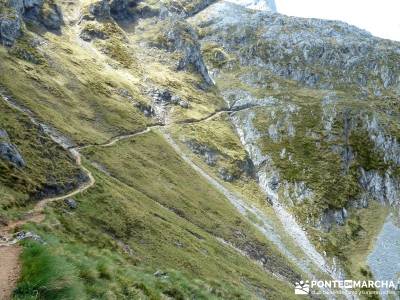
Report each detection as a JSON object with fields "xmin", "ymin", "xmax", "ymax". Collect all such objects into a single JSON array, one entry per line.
[
  {"xmin": 189, "ymin": 0, "xmax": 400, "ymax": 294},
  {"xmin": 230, "ymin": 109, "xmax": 347, "ymax": 278},
  {"xmin": 162, "ymin": 129, "xmax": 343, "ymax": 297}
]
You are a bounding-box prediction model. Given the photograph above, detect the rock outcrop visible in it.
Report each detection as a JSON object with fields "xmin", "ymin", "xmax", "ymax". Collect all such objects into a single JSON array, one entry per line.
[
  {"xmin": 0, "ymin": 129, "xmax": 25, "ymax": 168},
  {"xmin": 155, "ymin": 19, "xmax": 213, "ymax": 85},
  {"xmin": 1, "ymin": 0, "xmax": 64, "ymax": 46},
  {"xmin": 64, "ymin": 198, "xmax": 78, "ymax": 209},
  {"xmin": 226, "ymin": 0, "xmax": 276, "ymax": 12},
  {"xmin": 0, "ymin": 9, "xmax": 22, "ymax": 46},
  {"xmin": 191, "ymin": 1, "xmax": 400, "ymax": 96},
  {"xmin": 88, "ymin": 0, "xmax": 110, "ymax": 20},
  {"xmin": 189, "ymin": 1, "xmax": 400, "ymax": 271}
]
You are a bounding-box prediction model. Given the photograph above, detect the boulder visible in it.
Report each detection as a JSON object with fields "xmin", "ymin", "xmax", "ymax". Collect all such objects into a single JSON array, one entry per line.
[
  {"xmin": 64, "ymin": 198, "xmax": 78, "ymax": 209},
  {"xmin": 219, "ymin": 168, "xmax": 235, "ymax": 182},
  {"xmin": 8, "ymin": 0, "xmax": 25, "ymax": 14},
  {"xmin": 88, "ymin": 0, "xmax": 110, "ymax": 19},
  {"xmin": 147, "ymin": 88, "xmax": 190, "ymax": 108},
  {"xmin": 39, "ymin": 3, "xmax": 63, "ymax": 30},
  {"xmin": 134, "ymin": 102, "xmax": 154, "ymax": 117},
  {"xmin": 0, "ymin": 129, "xmax": 9, "ymax": 139},
  {"xmin": 0, "ymin": 141, "xmax": 26, "ymax": 168},
  {"xmin": 0, "ymin": 12, "xmax": 22, "ymax": 46},
  {"xmin": 153, "ymin": 270, "xmax": 168, "ymax": 278},
  {"xmin": 170, "ymin": 95, "xmax": 180, "ymax": 104},
  {"xmin": 149, "ymin": 88, "xmax": 172, "ymax": 104},
  {"xmin": 178, "ymin": 100, "xmax": 189, "ymax": 109},
  {"xmin": 317, "ymin": 208, "xmax": 348, "ymax": 232},
  {"xmin": 14, "ymin": 231, "xmax": 44, "ymax": 243}
]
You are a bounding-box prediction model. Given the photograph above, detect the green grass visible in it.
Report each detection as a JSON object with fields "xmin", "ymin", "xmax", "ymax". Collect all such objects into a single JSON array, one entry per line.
[
  {"xmin": 81, "ymin": 131, "xmax": 300, "ymax": 281},
  {"xmin": 14, "ymin": 238, "xmax": 252, "ymax": 300},
  {"xmin": 0, "ymin": 32, "xmax": 151, "ymax": 146},
  {"xmin": 14, "ymin": 240, "xmax": 85, "ymax": 300},
  {"xmin": 2, "ymin": 3, "xmax": 398, "ymax": 298},
  {"xmin": 0, "ymin": 100, "xmax": 82, "ymax": 221},
  {"xmin": 10, "ymin": 131, "xmax": 302, "ymax": 299},
  {"xmin": 169, "ymin": 114, "xmax": 275, "ymax": 217}
]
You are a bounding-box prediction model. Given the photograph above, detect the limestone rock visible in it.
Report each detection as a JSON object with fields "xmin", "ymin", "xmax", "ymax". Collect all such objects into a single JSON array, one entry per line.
[
  {"xmin": 64, "ymin": 198, "xmax": 78, "ymax": 209},
  {"xmin": 88, "ymin": 0, "xmax": 110, "ymax": 19},
  {"xmin": 0, "ymin": 130, "xmax": 25, "ymax": 168},
  {"xmin": 158, "ymin": 20, "xmax": 213, "ymax": 85},
  {"xmin": 0, "ymin": 12, "xmax": 22, "ymax": 46},
  {"xmin": 39, "ymin": 2, "xmax": 63, "ymax": 30},
  {"xmin": 186, "ymin": 140, "xmax": 218, "ymax": 166}
]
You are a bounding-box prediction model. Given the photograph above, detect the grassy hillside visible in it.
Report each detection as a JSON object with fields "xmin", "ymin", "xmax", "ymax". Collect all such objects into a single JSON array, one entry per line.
[
  {"xmin": 0, "ymin": 100, "xmax": 82, "ymax": 222},
  {"xmin": 13, "ymin": 131, "xmax": 300, "ymax": 299},
  {"xmin": 1, "ymin": 0, "xmax": 399, "ymax": 298}
]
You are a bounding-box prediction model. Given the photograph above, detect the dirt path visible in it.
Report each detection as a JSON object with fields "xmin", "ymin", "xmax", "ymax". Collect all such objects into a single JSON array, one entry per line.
[
  {"xmin": 0, "ymin": 91, "xmax": 96, "ymax": 299},
  {"xmin": 0, "ymin": 151, "xmax": 95, "ymax": 299},
  {"xmin": 0, "ymin": 89, "xmax": 269, "ymax": 299},
  {"xmin": 0, "ymin": 97, "xmax": 230, "ymax": 299},
  {"xmin": 75, "ymin": 109, "xmax": 234, "ymax": 150},
  {"xmin": 0, "ymin": 161, "xmax": 95, "ymax": 241},
  {"xmin": 0, "ymin": 246, "xmax": 21, "ymax": 300}
]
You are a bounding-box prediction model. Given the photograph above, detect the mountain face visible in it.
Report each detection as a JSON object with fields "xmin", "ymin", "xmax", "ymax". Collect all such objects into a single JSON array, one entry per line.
[
  {"xmin": 225, "ymin": 0, "xmax": 277, "ymax": 12},
  {"xmin": 0, "ymin": 0, "xmax": 399, "ymax": 299}
]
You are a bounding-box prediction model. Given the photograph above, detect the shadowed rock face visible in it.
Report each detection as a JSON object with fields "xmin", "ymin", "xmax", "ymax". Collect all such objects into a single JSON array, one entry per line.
[
  {"xmin": 38, "ymin": 2, "xmax": 63, "ymax": 30},
  {"xmin": 0, "ymin": 0, "xmax": 64, "ymax": 46},
  {"xmin": 0, "ymin": 129, "xmax": 25, "ymax": 168},
  {"xmin": 0, "ymin": 10, "xmax": 21, "ymax": 46},
  {"xmin": 88, "ymin": 0, "xmax": 110, "ymax": 19},
  {"xmin": 159, "ymin": 20, "xmax": 214, "ymax": 85},
  {"xmin": 0, "ymin": 142, "xmax": 25, "ymax": 167}
]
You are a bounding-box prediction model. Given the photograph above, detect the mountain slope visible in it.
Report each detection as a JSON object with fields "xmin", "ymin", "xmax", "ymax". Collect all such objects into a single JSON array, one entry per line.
[{"xmin": 1, "ymin": 0, "xmax": 399, "ymax": 299}]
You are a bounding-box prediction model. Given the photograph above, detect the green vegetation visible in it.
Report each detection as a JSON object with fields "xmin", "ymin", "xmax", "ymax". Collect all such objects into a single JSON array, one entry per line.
[
  {"xmin": 102, "ymin": 38, "xmax": 135, "ymax": 68},
  {"xmin": 200, "ymin": 42, "xmax": 232, "ymax": 69},
  {"xmin": 1, "ymin": 1, "xmax": 399, "ymax": 298},
  {"xmin": 169, "ymin": 113, "xmax": 279, "ymax": 212},
  {"xmin": 0, "ymin": 30, "xmax": 150, "ymax": 146},
  {"xmin": 12, "ymin": 132, "xmax": 301, "ymax": 299},
  {"xmin": 14, "ymin": 238, "xmax": 251, "ymax": 300},
  {"xmin": 0, "ymin": 100, "xmax": 82, "ymax": 221},
  {"xmin": 81, "ymin": 131, "xmax": 299, "ymax": 281},
  {"xmin": 8, "ymin": 36, "xmax": 46, "ymax": 65},
  {"xmin": 309, "ymin": 203, "xmax": 388, "ymax": 299},
  {"xmin": 252, "ymin": 100, "xmax": 358, "ymax": 211},
  {"xmin": 174, "ymin": 113, "xmax": 246, "ymax": 160},
  {"xmin": 14, "ymin": 240, "xmax": 85, "ymax": 300},
  {"xmin": 197, "ymin": 26, "xmax": 397, "ymax": 285}
]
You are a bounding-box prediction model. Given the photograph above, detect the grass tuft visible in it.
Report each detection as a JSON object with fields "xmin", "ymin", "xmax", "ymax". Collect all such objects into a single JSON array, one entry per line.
[{"xmin": 14, "ymin": 240, "xmax": 85, "ymax": 300}]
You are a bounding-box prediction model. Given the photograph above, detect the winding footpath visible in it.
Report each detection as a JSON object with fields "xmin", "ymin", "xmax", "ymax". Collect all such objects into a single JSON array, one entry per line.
[
  {"xmin": 0, "ymin": 90, "xmax": 96, "ymax": 299},
  {"xmin": 0, "ymin": 88, "xmax": 351, "ymax": 299},
  {"xmin": 0, "ymin": 88, "xmax": 262, "ymax": 299}
]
